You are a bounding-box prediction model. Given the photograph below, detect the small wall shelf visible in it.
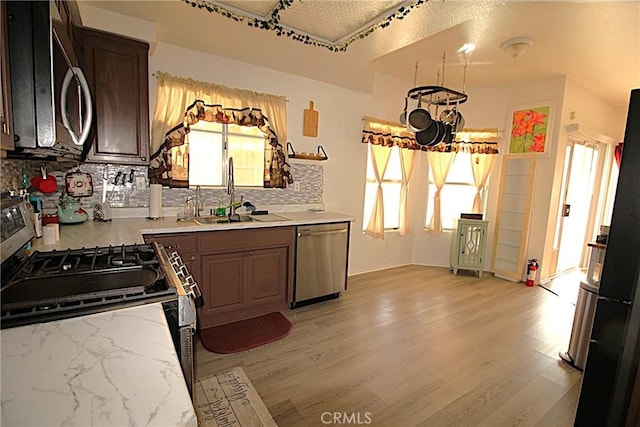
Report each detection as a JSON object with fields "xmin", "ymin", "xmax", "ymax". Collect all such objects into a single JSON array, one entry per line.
[{"xmin": 287, "ymin": 142, "xmax": 328, "ymax": 161}]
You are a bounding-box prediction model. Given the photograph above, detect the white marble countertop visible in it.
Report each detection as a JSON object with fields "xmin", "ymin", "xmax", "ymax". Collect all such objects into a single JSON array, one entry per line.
[
  {"xmin": 1, "ymin": 303, "xmax": 198, "ymax": 427},
  {"xmin": 31, "ymin": 209, "xmax": 355, "ymax": 252}
]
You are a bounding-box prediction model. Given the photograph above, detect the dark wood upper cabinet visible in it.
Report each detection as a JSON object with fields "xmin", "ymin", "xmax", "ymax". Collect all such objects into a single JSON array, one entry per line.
[
  {"xmin": 77, "ymin": 27, "xmax": 149, "ymax": 165},
  {"xmin": 0, "ymin": 1, "xmax": 14, "ymax": 154}
]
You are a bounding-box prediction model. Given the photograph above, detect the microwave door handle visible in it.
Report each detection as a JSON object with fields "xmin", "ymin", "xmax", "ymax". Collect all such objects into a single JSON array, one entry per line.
[{"xmin": 60, "ymin": 67, "xmax": 93, "ymax": 146}]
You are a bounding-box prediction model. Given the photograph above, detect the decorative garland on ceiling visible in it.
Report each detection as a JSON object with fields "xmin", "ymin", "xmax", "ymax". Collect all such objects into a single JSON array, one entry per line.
[{"xmin": 182, "ymin": 0, "xmax": 428, "ymax": 52}]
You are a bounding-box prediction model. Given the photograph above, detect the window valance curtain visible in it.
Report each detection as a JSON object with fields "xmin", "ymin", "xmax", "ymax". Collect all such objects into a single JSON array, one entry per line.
[
  {"xmin": 427, "ymin": 129, "xmax": 500, "ymax": 235},
  {"xmin": 452, "ymin": 128, "xmax": 501, "ymax": 154},
  {"xmin": 361, "ymin": 122, "xmax": 501, "ymax": 155},
  {"xmin": 361, "ymin": 122, "xmax": 500, "ymax": 237},
  {"xmin": 455, "ymin": 129, "xmax": 500, "ymax": 213},
  {"xmin": 149, "ymin": 72, "xmax": 291, "ymax": 188},
  {"xmin": 361, "ymin": 116, "xmax": 419, "ymax": 150},
  {"xmin": 361, "ymin": 116, "xmax": 419, "ymax": 239}
]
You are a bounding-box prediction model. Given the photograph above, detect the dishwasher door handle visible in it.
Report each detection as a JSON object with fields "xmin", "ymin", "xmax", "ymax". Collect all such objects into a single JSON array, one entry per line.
[{"xmin": 298, "ymin": 229, "xmax": 348, "ymax": 238}]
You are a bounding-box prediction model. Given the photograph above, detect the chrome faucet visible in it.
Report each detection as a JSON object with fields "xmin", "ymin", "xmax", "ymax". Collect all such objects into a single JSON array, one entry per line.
[
  {"xmin": 194, "ymin": 185, "xmax": 203, "ymax": 217},
  {"xmin": 227, "ymin": 157, "xmax": 236, "ymax": 216}
]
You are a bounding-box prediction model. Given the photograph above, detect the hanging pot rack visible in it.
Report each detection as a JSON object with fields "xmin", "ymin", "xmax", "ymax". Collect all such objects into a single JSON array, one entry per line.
[
  {"xmin": 407, "ymin": 52, "xmax": 468, "ymax": 106},
  {"xmin": 406, "ymin": 85, "xmax": 468, "ymax": 106}
]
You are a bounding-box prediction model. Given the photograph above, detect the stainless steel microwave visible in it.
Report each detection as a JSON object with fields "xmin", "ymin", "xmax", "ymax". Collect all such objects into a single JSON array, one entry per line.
[{"xmin": 5, "ymin": 1, "xmax": 93, "ymax": 160}]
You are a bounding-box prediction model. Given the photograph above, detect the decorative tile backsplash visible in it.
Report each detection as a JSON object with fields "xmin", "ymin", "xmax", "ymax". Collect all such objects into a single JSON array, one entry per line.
[{"xmin": 0, "ymin": 159, "xmax": 323, "ymax": 211}]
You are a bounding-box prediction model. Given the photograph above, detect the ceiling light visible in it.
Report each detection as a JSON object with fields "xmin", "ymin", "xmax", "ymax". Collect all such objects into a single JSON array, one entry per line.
[
  {"xmin": 457, "ymin": 43, "xmax": 476, "ymax": 56},
  {"xmin": 500, "ymin": 37, "xmax": 534, "ymax": 59}
]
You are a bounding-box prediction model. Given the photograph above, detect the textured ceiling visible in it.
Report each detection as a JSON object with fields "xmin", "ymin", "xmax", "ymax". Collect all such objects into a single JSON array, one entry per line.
[
  {"xmin": 276, "ymin": 0, "xmax": 406, "ymax": 42},
  {"xmin": 80, "ymin": 0, "xmax": 640, "ymax": 108},
  {"xmin": 218, "ymin": 0, "xmax": 410, "ymax": 43}
]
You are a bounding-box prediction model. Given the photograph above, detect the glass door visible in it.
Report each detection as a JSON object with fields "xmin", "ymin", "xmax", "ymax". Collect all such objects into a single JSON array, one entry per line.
[{"xmin": 552, "ymin": 138, "xmax": 600, "ymax": 275}]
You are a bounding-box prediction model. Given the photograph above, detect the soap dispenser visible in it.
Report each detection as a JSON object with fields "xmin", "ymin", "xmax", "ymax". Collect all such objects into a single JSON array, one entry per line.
[{"xmin": 215, "ymin": 196, "xmax": 226, "ymax": 217}]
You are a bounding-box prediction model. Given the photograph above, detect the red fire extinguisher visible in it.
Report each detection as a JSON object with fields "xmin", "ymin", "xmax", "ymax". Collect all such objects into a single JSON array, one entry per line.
[{"xmin": 526, "ymin": 259, "xmax": 538, "ymax": 287}]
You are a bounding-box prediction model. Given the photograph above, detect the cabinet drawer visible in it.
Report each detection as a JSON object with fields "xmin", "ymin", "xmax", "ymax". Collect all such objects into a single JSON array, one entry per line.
[
  {"xmin": 144, "ymin": 233, "xmax": 198, "ymax": 253},
  {"xmin": 198, "ymin": 227, "xmax": 295, "ymax": 253}
]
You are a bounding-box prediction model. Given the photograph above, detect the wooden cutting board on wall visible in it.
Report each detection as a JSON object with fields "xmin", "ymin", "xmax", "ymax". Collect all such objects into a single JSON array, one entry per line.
[{"xmin": 303, "ymin": 101, "xmax": 319, "ymax": 137}]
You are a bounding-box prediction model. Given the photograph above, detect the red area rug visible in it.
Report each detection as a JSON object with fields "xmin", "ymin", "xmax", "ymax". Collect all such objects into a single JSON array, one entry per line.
[{"xmin": 199, "ymin": 312, "xmax": 292, "ymax": 354}]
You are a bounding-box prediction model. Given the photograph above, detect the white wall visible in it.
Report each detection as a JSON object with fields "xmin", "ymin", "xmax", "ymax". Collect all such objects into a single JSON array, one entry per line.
[{"xmin": 564, "ymin": 79, "xmax": 627, "ymax": 142}]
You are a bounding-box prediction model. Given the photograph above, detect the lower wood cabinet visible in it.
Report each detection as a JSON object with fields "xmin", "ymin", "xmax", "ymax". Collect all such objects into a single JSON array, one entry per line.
[
  {"xmin": 144, "ymin": 226, "xmax": 294, "ymax": 329},
  {"xmin": 200, "ymin": 246, "xmax": 288, "ymax": 326}
]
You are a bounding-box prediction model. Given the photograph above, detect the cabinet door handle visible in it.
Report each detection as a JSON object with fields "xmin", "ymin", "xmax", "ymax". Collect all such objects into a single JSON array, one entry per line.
[{"xmin": 189, "ymin": 256, "xmax": 196, "ymax": 261}]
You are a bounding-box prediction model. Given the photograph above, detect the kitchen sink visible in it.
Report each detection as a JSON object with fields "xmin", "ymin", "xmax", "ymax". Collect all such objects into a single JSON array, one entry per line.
[
  {"xmin": 193, "ymin": 213, "xmax": 289, "ymax": 225},
  {"xmin": 193, "ymin": 215, "xmax": 252, "ymax": 225}
]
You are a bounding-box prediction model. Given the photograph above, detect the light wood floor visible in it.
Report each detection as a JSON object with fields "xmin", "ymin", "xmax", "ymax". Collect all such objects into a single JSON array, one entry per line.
[
  {"xmin": 194, "ymin": 265, "xmax": 582, "ymax": 426},
  {"xmin": 539, "ymin": 269, "xmax": 584, "ymax": 306}
]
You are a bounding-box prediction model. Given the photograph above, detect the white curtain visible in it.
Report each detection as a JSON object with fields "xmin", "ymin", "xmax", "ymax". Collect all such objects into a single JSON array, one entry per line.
[
  {"xmin": 427, "ymin": 151, "xmax": 456, "ymax": 235},
  {"xmin": 151, "ymin": 72, "xmax": 287, "ymax": 157},
  {"xmin": 398, "ymin": 148, "xmax": 418, "ymax": 236},
  {"xmin": 470, "ymin": 153, "xmax": 496, "ymax": 213},
  {"xmin": 365, "ymin": 143, "xmax": 392, "ymax": 240}
]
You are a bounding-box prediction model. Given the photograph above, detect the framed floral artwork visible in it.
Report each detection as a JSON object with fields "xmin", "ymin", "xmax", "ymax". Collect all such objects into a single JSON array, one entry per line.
[{"xmin": 507, "ymin": 103, "xmax": 553, "ymax": 155}]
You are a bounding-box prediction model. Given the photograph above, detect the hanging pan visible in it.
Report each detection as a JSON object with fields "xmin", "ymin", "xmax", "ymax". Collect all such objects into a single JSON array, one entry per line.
[
  {"xmin": 416, "ymin": 121, "xmax": 446, "ymax": 146},
  {"xmin": 440, "ymin": 103, "xmax": 465, "ymax": 132},
  {"xmin": 442, "ymin": 123, "xmax": 454, "ymax": 144},
  {"xmin": 407, "ymin": 95, "xmax": 432, "ymax": 133},
  {"xmin": 399, "ymin": 98, "xmax": 408, "ymax": 126},
  {"xmin": 453, "ymin": 109, "xmax": 465, "ymax": 132}
]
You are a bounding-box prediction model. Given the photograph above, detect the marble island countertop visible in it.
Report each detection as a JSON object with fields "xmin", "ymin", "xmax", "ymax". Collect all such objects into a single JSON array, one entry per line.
[
  {"xmin": 0, "ymin": 303, "xmax": 197, "ymax": 427},
  {"xmin": 31, "ymin": 209, "xmax": 355, "ymax": 252}
]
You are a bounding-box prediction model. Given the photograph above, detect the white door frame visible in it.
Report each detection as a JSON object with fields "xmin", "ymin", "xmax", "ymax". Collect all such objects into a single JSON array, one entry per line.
[{"xmin": 551, "ymin": 136, "xmax": 605, "ymax": 276}]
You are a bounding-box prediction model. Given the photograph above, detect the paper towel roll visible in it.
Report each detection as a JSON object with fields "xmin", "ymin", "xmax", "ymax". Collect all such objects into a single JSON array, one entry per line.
[
  {"xmin": 43, "ymin": 224, "xmax": 57, "ymax": 245},
  {"xmin": 149, "ymin": 184, "xmax": 163, "ymax": 218}
]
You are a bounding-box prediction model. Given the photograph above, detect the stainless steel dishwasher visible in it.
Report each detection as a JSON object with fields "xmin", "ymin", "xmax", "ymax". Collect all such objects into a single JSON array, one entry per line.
[{"xmin": 292, "ymin": 222, "xmax": 350, "ymax": 308}]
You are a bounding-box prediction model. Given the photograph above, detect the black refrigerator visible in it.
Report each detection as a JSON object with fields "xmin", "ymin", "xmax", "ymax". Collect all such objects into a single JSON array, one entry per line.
[{"xmin": 575, "ymin": 88, "xmax": 640, "ymax": 426}]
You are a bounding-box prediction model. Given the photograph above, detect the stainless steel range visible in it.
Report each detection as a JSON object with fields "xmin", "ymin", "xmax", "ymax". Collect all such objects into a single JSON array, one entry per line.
[{"xmin": 0, "ymin": 198, "xmax": 201, "ymax": 396}]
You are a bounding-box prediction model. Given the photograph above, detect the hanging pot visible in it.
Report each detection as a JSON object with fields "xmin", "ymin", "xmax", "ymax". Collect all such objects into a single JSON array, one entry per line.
[
  {"xmin": 439, "ymin": 108, "xmax": 457, "ymax": 125},
  {"xmin": 453, "ymin": 110, "xmax": 465, "ymax": 132},
  {"xmin": 416, "ymin": 121, "xmax": 445, "ymax": 146},
  {"xmin": 442, "ymin": 123, "xmax": 454, "ymax": 144},
  {"xmin": 399, "ymin": 98, "xmax": 408, "ymax": 125},
  {"xmin": 440, "ymin": 107, "xmax": 465, "ymax": 132},
  {"xmin": 407, "ymin": 95, "xmax": 432, "ymax": 133}
]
